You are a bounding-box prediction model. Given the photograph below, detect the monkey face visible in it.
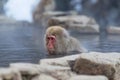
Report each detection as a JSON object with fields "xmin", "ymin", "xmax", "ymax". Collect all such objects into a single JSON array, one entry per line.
[{"xmin": 46, "ymin": 35, "xmax": 56, "ymax": 55}]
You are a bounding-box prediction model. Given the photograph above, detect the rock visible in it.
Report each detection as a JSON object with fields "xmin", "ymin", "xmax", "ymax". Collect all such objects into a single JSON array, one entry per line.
[
  {"xmin": 40, "ymin": 54, "xmax": 80, "ymax": 67},
  {"xmin": 0, "ymin": 78, "xmax": 2, "ymax": 80},
  {"xmin": 0, "ymin": 68, "xmax": 22, "ymax": 80},
  {"xmin": 10, "ymin": 63, "xmax": 40, "ymax": 80},
  {"xmin": 32, "ymin": 74, "xmax": 57, "ymax": 80},
  {"xmin": 38, "ymin": 63, "xmax": 76, "ymax": 80},
  {"xmin": 36, "ymin": 74, "xmax": 56, "ymax": 80},
  {"xmin": 107, "ymin": 26, "xmax": 120, "ymax": 34},
  {"xmin": 69, "ymin": 75, "xmax": 108, "ymax": 80},
  {"xmin": 48, "ymin": 15, "xmax": 99, "ymax": 33},
  {"xmin": 39, "ymin": 64, "xmax": 70, "ymax": 72},
  {"xmin": 10, "ymin": 63, "xmax": 40, "ymax": 75},
  {"xmin": 39, "ymin": 53, "xmax": 111, "ymax": 80},
  {"xmin": 72, "ymin": 52, "xmax": 120, "ymax": 80},
  {"xmin": 39, "ymin": 54, "xmax": 80, "ymax": 80},
  {"xmin": 43, "ymin": 11, "xmax": 68, "ymax": 17}
]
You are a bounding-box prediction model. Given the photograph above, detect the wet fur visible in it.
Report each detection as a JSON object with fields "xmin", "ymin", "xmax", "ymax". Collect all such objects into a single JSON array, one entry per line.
[{"xmin": 45, "ymin": 26, "xmax": 86, "ymax": 54}]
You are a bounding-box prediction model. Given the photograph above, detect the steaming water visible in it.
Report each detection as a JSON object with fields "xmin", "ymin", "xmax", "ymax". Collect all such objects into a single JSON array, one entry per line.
[
  {"xmin": 0, "ymin": 22, "xmax": 120, "ymax": 67},
  {"xmin": 0, "ymin": 23, "xmax": 46, "ymax": 67},
  {"xmin": 4, "ymin": 0, "xmax": 40, "ymax": 22}
]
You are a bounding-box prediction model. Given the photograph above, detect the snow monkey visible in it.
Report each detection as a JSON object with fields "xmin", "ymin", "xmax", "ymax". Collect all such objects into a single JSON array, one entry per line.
[
  {"xmin": 33, "ymin": 0, "xmax": 55, "ymax": 23},
  {"xmin": 45, "ymin": 26, "xmax": 87, "ymax": 55}
]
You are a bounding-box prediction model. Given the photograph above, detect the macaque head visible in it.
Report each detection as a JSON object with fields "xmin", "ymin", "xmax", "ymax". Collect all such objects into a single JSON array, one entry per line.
[{"xmin": 45, "ymin": 26, "xmax": 69, "ymax": 55}]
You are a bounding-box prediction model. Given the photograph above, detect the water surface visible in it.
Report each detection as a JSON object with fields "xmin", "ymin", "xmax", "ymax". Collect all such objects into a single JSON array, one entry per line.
[{"xmin": 0, "ymin": 23, "xmax": 120, "ymax": 67}]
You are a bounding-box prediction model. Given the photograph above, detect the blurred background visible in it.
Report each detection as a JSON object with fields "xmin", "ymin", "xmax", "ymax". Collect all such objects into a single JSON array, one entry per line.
[{"xmin": 0, "ymin": 0, "xmax": 120, "ymax": 66}]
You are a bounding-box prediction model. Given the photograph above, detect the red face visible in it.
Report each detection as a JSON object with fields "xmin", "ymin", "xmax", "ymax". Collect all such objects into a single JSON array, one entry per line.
[{"xmin": 46, "ymin": 35, "xmax": 56, "ymax": 54}]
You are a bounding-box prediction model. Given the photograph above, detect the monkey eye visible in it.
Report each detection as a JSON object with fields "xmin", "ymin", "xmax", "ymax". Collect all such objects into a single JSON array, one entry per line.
[
  {"xmin": 47, "ymin": 36, "xmax": 55, "ymax": 40},
  {"xmin": 47, "ymin": 37, "xmax": 51, "ymax": 40}
]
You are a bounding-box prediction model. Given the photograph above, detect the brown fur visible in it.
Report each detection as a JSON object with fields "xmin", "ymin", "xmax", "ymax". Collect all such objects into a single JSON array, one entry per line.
[
  {"xmin": 33, "ymin": 0, "xmax": 55, "ymax": 23},
  {"xmin": 45, "ymin": 26, "xmax": 86, "ymax": 55},
  {"xmin": 72, "ymin": 58, "xmax": 115, "ymax": 80},
  {"xmin": 47, "ymin": 19, "xmax": 69, "ymax": 29}
]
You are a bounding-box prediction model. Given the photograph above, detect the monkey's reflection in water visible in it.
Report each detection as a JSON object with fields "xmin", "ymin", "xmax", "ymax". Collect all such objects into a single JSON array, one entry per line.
[{"xmin": 44, "ymin": 26, "xmax": 87, "ymax": 58}]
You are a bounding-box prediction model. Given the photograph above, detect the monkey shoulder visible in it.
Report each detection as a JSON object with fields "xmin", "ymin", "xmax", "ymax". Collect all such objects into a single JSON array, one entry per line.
[
  {"xmin": 69, "ymin": 37, "xmax": 80, "ymax": 45},
  {"xmin": 68, "ymin": 37, "xmax": 88, "ymax": 53},
  {"xmin": 67, "ymin": 37, "xmax": 80, "ymax": 52}
]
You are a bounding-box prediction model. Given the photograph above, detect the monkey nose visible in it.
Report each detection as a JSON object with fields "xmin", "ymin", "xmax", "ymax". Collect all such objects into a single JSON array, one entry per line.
[
  {"xmin": 48, "ymin": 44, "xmax": 54, "ymax": 49},
  {"xmin": 49, "ymin": 45, "xmax": 53, "ymax": 49}
]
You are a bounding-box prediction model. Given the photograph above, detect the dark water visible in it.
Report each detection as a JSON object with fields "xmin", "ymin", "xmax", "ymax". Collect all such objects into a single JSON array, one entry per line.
[
  {"xmin": 74, "ymin": 34, "xmax": 120, "ymax": 52},
  {"xmin": 0, "ymin": 23, "xmax": 120, "ymax": 67},
  {"xmin": 0, "ymin": 23, "xmax": 46, "ymax": 67}
]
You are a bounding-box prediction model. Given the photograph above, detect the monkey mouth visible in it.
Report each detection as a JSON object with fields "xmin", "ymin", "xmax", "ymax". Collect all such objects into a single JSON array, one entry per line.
[{"xmin": 48, "ymin": 50, "xmax": 56, "ymax": 55}]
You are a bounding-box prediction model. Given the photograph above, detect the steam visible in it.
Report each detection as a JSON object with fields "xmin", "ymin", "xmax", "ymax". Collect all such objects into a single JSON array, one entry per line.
[{"xmin": 4, "ymin": 0, "xmax": 40, "ymax": 22}]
